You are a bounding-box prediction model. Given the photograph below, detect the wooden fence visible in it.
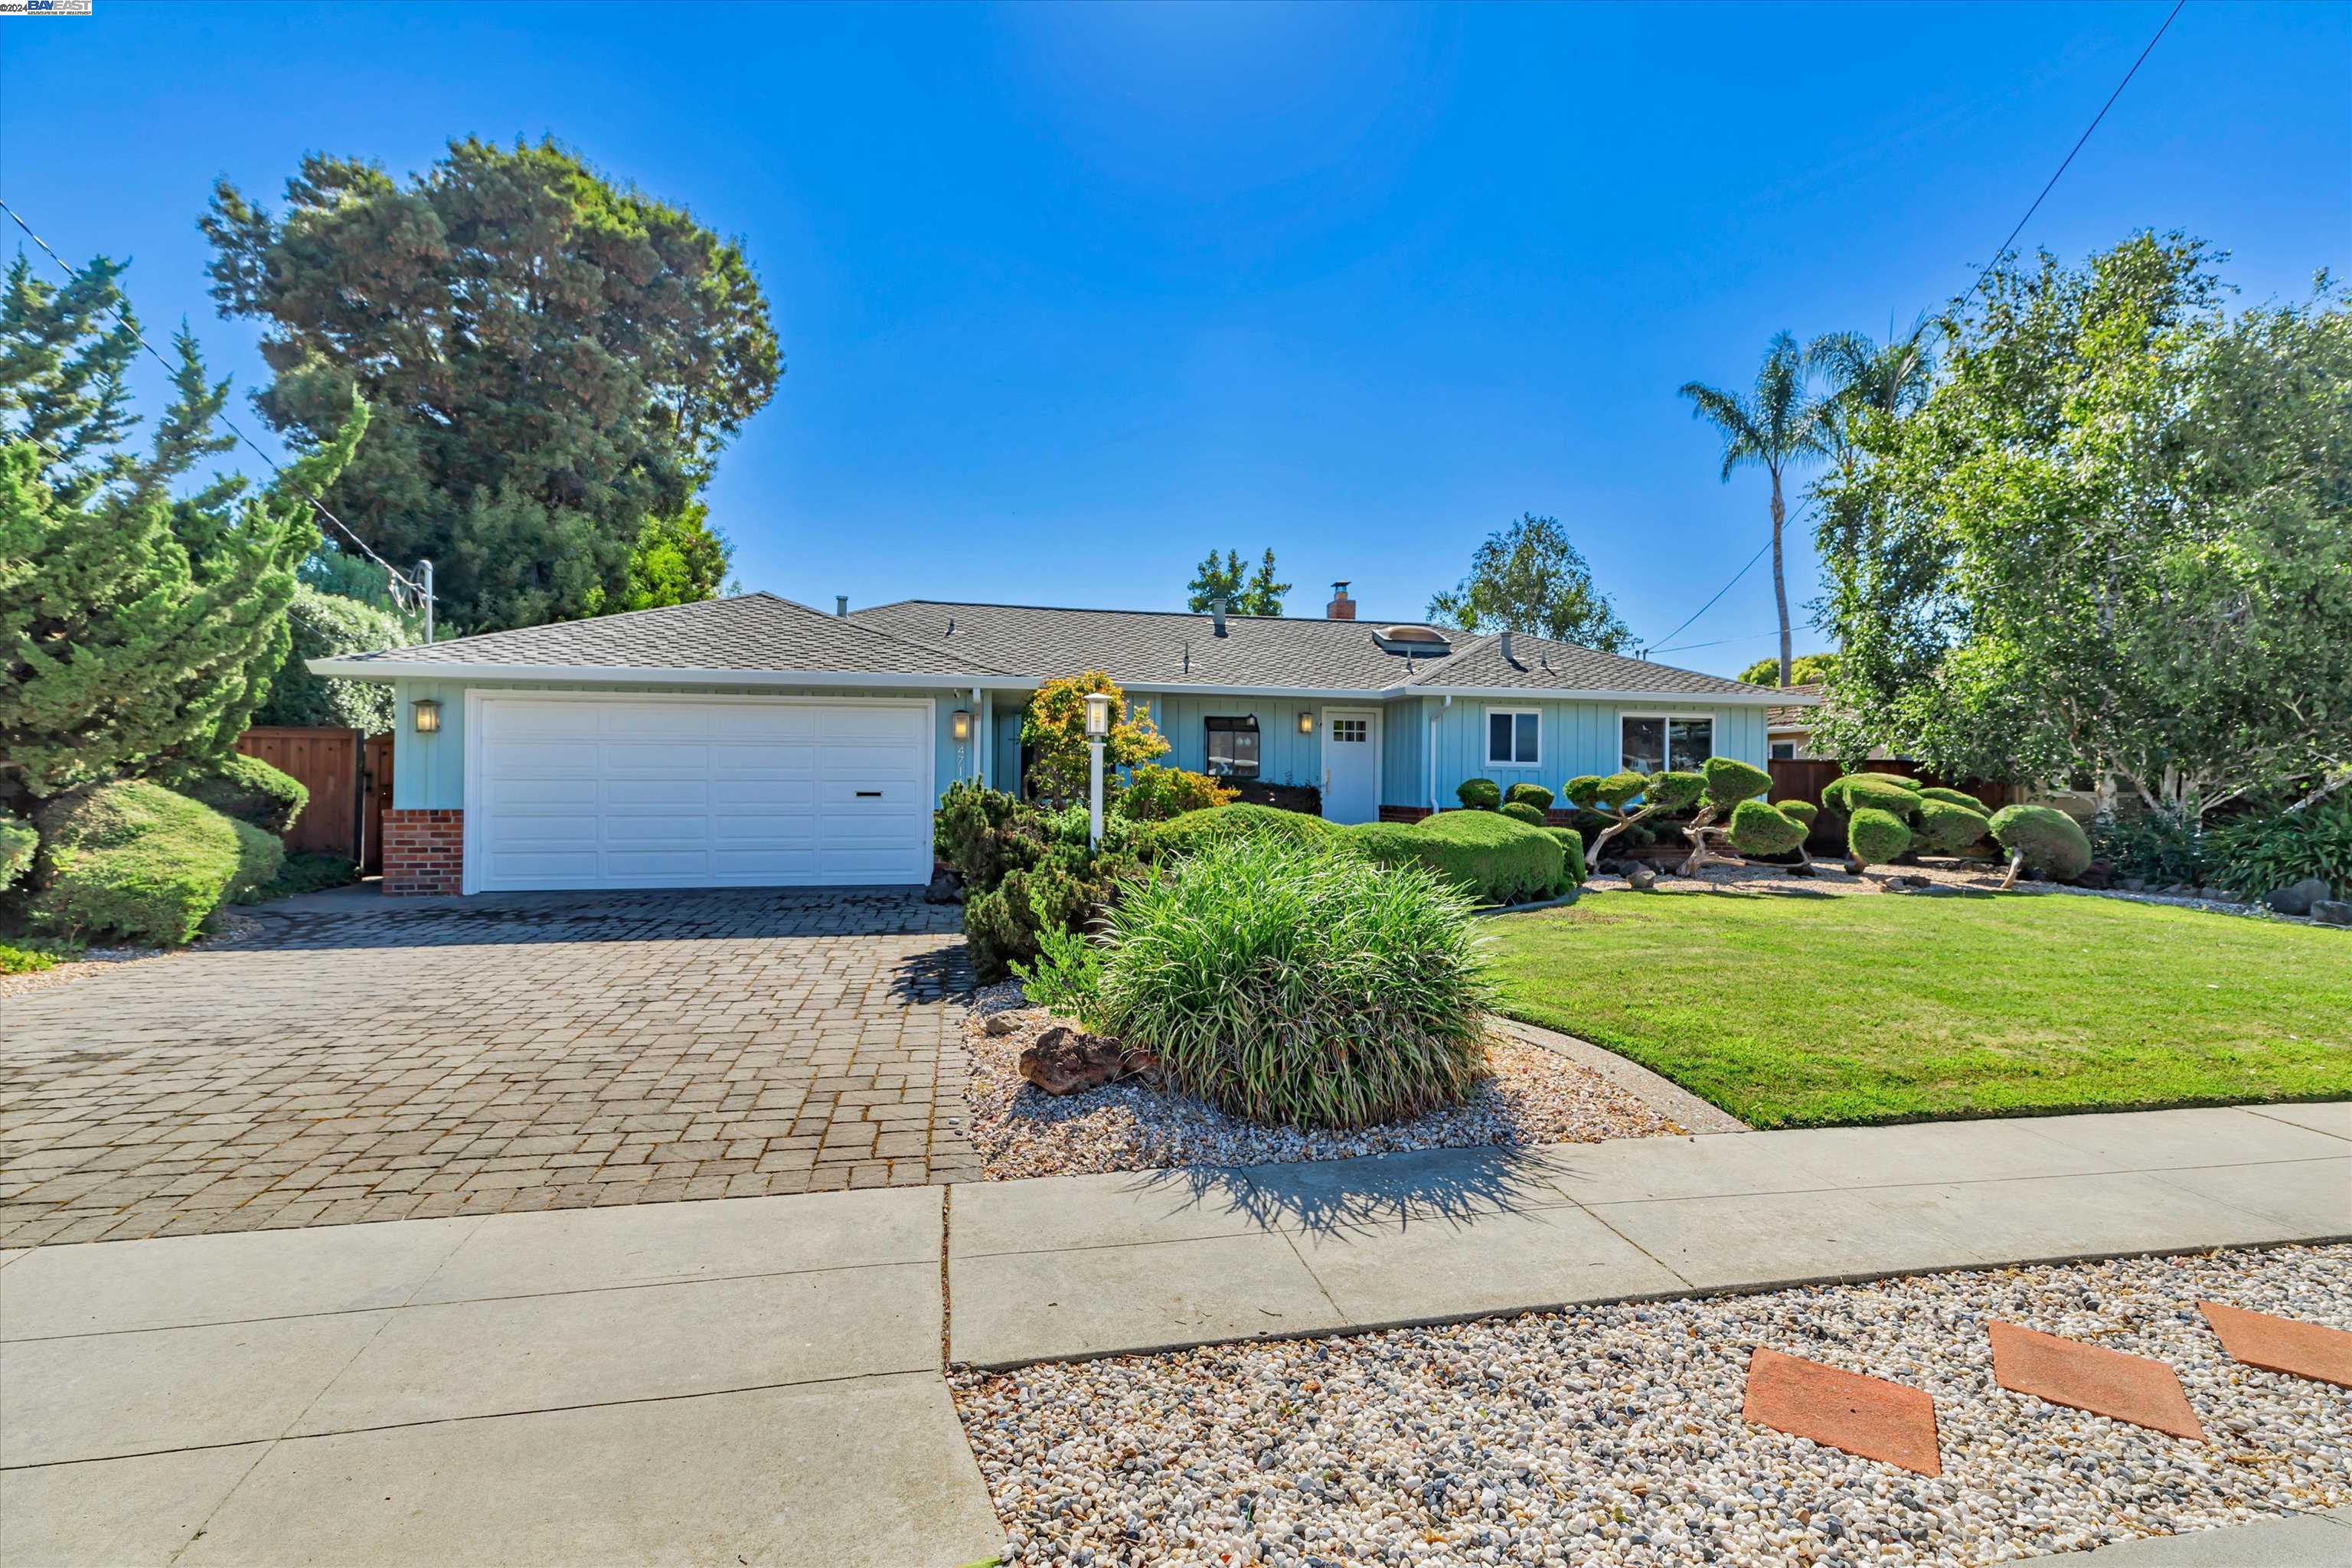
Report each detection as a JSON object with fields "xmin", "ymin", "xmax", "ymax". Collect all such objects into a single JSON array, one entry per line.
[
  {"xmin": 1767, "ymin": 758, "xmax": 2016, "ymax": 812},
  {"xmin": 234, "ymin": 727, "xmax": 393, "ymax": 871}
]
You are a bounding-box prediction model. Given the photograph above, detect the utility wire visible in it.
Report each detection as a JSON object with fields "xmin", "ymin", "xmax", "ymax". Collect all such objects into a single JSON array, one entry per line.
[
  {"xmin": 1651, "ymin": 629, "xmax": 1782, "ymax": 656},
  {"xmin": 1640, "ymin": 498, "xmax": 1814, "ymax": 658},
  {"xmin": 0, "ymin": 195, "xmax": 426, "ymax": 607},
  {"xmin": 1984, "ymin": 0, "xmax": 2187, "ymax": 270}
]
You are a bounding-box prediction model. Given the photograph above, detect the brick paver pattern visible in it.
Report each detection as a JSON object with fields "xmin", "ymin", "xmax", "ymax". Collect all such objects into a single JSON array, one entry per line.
[{"xmin": 0, "ymin": 890, "xmax": 978, "ymax": 1247}]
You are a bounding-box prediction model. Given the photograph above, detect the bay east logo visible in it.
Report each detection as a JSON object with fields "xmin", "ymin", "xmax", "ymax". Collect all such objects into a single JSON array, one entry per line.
[{"xmin": 0, "ymin": 0, "xmax": 96, "ymax": 15}]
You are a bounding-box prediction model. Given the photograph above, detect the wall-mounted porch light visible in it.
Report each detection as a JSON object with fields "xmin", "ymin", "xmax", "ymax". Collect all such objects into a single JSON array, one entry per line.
[
  {"xmin": 950, "ymin": 708, "xmax": 972, "ymax": 743},
  {"xmin": 411, "ymin": 697, "xmax": 441, "ymax": 734},
  {"xmin": 1298, "ymin": 710, "xmax": 1315, "ymax": 736}
]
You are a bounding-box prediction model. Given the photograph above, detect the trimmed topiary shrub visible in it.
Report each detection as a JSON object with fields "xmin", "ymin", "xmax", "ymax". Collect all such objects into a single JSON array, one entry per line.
[
  {"xmin": 0, "ymin": 808, "xmax": 35, "ymax": 893},
  {"xmin": 1700, "ymin": 756, "xmax": 1772, "ymax": 808},
  {"xmin": 1504, "ymin": 782, "xmax": 1553, "ymax": 812},
  {"xmin": 28, "ymin": 780, "xmax": 283, "ymax": 946},
  {"xmin": 1847, "ymin": 806, "xmax": 1914, "ymax": 868},
  {"xmin": 1152, "ymin": 803, "xmax": 1344, "ymax": 862},
  {"xmin": 1455, "ymin": 777, "xmax": 1502, "ymax": 811},
  {"xmin": 1348, "ymin": 809, "xmax": 1564, "ymax": 904},
  {"xmin": 1673, "ymin": 757, "xmax": 1779, "ymax": 873},
  {"xmin": 1989, "ymin": 803, "xmax": 2092, "ymax": 884},
  {"xmin": 1644, "ymin": 771, "xmax": 1707, "ymax": 812},
  {"xmin": 1096, "ymin": 835, "xmax": 1492, "ymax": 1128},
  {"xmin": 1915, "ymin": 799, "xmax": 1993, "ymax": 856},
  {"xmin": 1847, "ymin": 771, "xmax": 1925, "ymax": 794},
  {"xmin": 1778, "ymin": 799, "xmax": 1819, "ymax": 828},
  {"xmin": 1916, "ymin": 785, "xmax": 1988, "ymax": 813},
  {"xmin": 1822, "ymin": 773, "xmax": 1922, "ymax": 820},
  {"xmin": 1544, "ymin": 827, "xmax": 1587, "ymax": 887},
  {"xmin": 1499, "ymin": 800, "xmax": 1547, "ymax": 827},
  {"xmin": 1562, "ymin": 775, "xmax": 1606, "ymax": 809},
  {"xmin": 167, "ymin": 754, "xmax": 309, "ymax": 836},
  {"xmin": 1727, "ymin": 799, "xmax": 1808, "ymax": 858}
]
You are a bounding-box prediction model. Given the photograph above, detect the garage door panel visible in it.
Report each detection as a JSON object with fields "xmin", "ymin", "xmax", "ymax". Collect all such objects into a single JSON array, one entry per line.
[{"xmin": 472, "ymin": 697, "xmax": 931, "ymax": 891}]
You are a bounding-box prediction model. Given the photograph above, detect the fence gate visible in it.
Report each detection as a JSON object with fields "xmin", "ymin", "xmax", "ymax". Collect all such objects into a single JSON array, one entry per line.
[{"xmin": 234, "ymin": 726, "xmax": 391, "ymax": 870}]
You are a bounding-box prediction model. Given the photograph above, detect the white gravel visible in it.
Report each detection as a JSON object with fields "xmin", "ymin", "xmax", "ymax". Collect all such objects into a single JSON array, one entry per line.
[
  {"xmin": 963, "ymin": 988, "xmax": 1682, "ymax": 1181},
  {"xmin": 954, "ymin": 1243, "xmax": 2351, "ymax": 1566}
]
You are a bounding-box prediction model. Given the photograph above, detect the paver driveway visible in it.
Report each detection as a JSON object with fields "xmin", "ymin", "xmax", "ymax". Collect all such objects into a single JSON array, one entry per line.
[{"xmin": 0, "ymin": 889, "xmax": 976, "ymax": 1248}]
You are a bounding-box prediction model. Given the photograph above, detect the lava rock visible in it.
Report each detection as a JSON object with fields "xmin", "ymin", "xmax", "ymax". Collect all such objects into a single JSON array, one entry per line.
[
  {"xmin": 2311, "ymin": 900, "xmax": 2352, "ymax": 927},
  {"xmin": 1020, "ymin": 1024, "xmax": 1160, "ymax": 1096},
  {"xmin": 982, "ymin": 1011, "xmax": 1020, "ymax": 1037},
  {"xmin": 923, "ymin": 871, "xmax": 964, "ymax": 904},
  {"xmin": 2261, "ymin": 877, "xmax": 2332, "ymax": 917}
]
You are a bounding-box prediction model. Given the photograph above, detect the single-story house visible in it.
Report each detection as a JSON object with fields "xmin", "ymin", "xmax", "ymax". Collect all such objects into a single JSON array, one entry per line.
[
  {"xmin": 312, "ymin": 582, "xmax": 1805, "ymax": 895},
  {"xmin": 1766, "ymin": 682, "xmax": 1900, "ymax": 762}
]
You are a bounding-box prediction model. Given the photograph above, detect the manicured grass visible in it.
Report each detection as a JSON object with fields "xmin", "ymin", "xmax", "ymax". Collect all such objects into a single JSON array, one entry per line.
[{"xmin": 1484, "ymin": 889, "xmax": 2352, "ymax": 1128}]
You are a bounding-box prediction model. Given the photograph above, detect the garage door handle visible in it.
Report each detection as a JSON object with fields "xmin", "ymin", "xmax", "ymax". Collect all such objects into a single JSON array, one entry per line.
[{"xmin": 855, "ymin": 790, "xmax": 882, "ymax": 798}]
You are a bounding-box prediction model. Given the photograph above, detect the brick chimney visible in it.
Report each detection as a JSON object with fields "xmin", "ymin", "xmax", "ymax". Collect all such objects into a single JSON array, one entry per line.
[{"xmin": 1326, "ymin": 580, "xmax": 1356, "ymax": 621}]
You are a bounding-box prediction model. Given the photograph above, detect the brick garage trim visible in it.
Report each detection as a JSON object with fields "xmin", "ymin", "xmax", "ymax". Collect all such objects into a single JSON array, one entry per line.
[
  {"xmin": 1377, "ymin": 805, "xmax": 1433, "ymax": 824},
  {"xmin": 383, "ymin": 808, "xmax": 463, "ymax": 896}
]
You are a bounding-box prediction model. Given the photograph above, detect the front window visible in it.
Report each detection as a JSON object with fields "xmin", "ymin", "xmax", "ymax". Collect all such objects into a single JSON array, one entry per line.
[
  {"xmin": 1204, "ymin": 716, "xmax": 1259, "ymax": 779},
  {"xmin": 1622, "ymin": 715, "xmax": 1713, "ymax": 773},
  {"xmin": 1770, "ymin": 740, "xmax": 1795, "ymax": 761},
  {"xmin": 1486, "ymin": 708, "xmax": 1540, "ymax": 766}
]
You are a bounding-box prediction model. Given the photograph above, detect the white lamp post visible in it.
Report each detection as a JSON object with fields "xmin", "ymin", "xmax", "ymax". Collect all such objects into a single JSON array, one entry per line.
[{"xmin": 1083, "ymin": 691, "xmax": 1112, "ymax": 848}]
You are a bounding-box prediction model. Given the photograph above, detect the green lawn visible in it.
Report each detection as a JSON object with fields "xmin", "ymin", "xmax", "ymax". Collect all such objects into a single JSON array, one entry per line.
[{"xmin": 1484, "ymin": 889, "xmax": 2352, "ymax": 1128}]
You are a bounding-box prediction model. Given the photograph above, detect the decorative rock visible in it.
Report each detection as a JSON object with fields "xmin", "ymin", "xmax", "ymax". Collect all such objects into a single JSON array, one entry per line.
[
  {"xmin": 2120, "ymin": 877, "xmax": 2147, "ymax": 892},
  {"xmin": 2262, "ymin": 877, "xmax": 2331, "ymax": 916},
  {"xmin": 2159, "ymin": 883, "xmax": 2195, "ymax": 899},
  {"xmin": 2075, "ymin": 861, "xmax": 2115, "ymax": 890},
  {"xmin": 2312, "ymin": 900, "xmax": 2352, "ymax": 927},
  {"xmin": 924, "ymin": 871, "xmax": 964, "ymax": 904},
  {"xmin": 1018, "ymin": 1024, "xmax": 1158, "ymax": 1096},
  {"xmin": 983, "ymin": 1011, "xmax": 1020, "ymax": 1037},
  {"xmin": 1626, "ymin": 865, "xmax": 1659, "ymax": 892}
]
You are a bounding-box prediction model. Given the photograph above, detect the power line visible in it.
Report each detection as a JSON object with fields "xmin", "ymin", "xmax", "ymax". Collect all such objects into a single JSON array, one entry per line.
[
  {"xmin": 1984, "ymin": 0, "xmax": 2187, "ymax": 270},
  {"xmin": 0, "ymin": 195, "xmax": 427, "ymax": 609},
  {"xmin": 1639, "ymin": 496, "xmax": 1819, "ymax": 658},
  {"xmin": 1651, "ymin": 629, "xmax": 1782, "ymax": 655}
]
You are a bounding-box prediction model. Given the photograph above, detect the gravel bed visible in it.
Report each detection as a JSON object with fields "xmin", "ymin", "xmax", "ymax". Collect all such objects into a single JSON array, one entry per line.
[
  {"xmin": 953, "ymin": 1243, "xmax": 2351, "ymax": 1566},
  {"xmin": 0, "ymin": 912, "xmax": 263, "ymax": 1002},
  {"xmin": 964, "ymin": 987, "xmax": 1681, "ymax": 1181}
]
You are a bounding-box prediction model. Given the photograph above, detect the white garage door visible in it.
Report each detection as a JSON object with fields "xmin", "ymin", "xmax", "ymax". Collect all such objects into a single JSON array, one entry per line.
[{"xmin": 469, "ymin": 696, "xmax": 933, "ymax": 891}]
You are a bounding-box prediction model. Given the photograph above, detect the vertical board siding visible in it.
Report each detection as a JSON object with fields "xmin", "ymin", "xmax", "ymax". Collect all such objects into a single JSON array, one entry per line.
[
  {"xmin": 1380, "ymin": 697, "xmax": 1426, "ymax": 805},
  {"xmin": 1128, "ymin": 692, "xmax": 1323, "ymax": 790},
  {"xmin": 1426, "ymin": 698, "xmax": 1767, "ymax": 802}
]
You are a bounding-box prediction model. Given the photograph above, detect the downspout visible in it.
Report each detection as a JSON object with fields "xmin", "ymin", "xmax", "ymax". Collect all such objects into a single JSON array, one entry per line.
[
  {"xmin": 1429, "ymin": 696, "xmax": 1449, "ymax": 812},
  {"xmin": 980, "ymin": 691, "xmax": 994, "ymax": 789},
  {"xmin": 971, "ymin": 688, "xmax": 983, "ymax": 782}
]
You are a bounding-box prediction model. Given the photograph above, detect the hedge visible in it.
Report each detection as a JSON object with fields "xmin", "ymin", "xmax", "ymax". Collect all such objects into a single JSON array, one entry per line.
[
  {"xmin": 1150, "ymin": 803, "xmax": 1344, "ymax": 861},
  {"xmin": 1914, "ymin": 799, "xmax": 1993, "ymax": 855},
  {"xmin": 1544, "ymin": 828, "xmax": 1588, "ymax": 887},
  {"xmin": 1916, "ymin": 785, "xmax": 1988, "ymax": 813},
  {"xmin": 1989, "ymin": 804, "xmax": 2093, "ymax": 881},
  {"xmin": 168, "ymin": 753, "xmax": 309, "ymax": 835},
  {"xmin": 1847, "ymin": 805, "xmax": 1913, "ymax": 867},
  {"xmin": 1348, "ymin": 809, "xmax": 1566, "ymax": 904},
  {"xmin": 1822, "ymin": 774, "xmax": 1921, "ymax": 819},
  {"xmin": 1727, "ymin": 799, "xmax": 1808, "ymax": 857},
  {"xmin": 1499, "ymin": 800, "xmax": 1547, "ymax": 827},
  {"xmin": 28, "ymin": 780, "xmax": 283, "ymax": 946}
]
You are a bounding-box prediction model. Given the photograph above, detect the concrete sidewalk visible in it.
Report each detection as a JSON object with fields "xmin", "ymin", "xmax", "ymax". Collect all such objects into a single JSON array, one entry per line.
[
  {"xmin": 947, "ymin": 1101, "xmax": 2352, "ymax": 1367},
  {"xmin": 2051, "ymin": 1508, "xmax": 2352, "ymax": 1566},
  {"xmin": 0, "ymin": 1188, "xmax": 1002, "ymax": 1568}
]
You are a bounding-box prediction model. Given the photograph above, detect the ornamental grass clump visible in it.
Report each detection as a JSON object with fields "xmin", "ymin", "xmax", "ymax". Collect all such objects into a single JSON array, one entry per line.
[{"xmin": 1095, "ymin": 835, "xmax": 1493, "ymax": 1129}]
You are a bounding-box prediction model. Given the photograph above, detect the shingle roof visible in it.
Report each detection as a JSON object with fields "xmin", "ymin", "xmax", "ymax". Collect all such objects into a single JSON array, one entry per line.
[
  {"xmin": 851, "ymin": 599, "xmax": 1781, "ymax": 700},
  {"xmin": 1766, "ymin": 681, "xmax": 1825, "ymax": 730},
  {"xmin": 323, "ymin": 593, "xmax": 1014, "ymax": 678}
]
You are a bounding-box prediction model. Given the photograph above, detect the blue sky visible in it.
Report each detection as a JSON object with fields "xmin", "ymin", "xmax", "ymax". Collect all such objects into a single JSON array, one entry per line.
[{"xmin": 4, "ymin": 1, "xmax": 2346, "ymax": 674}]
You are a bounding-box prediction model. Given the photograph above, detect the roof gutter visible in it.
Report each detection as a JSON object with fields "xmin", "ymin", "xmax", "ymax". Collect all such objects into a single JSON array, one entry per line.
[{"xmin": 304, "ymin": 658, "xmax": 1038, "ymax": 691}]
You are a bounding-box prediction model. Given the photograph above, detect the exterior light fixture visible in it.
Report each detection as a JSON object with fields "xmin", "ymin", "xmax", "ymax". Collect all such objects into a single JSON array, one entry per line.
[
  {"xmin": 1083, "ymin": 692, "xmax": 1113, "ymax": 740},
  {"xmin": 1298, "ymin": 710, "xmax": 1315, "ymax": 736},
  {"xmin": 950, "ymin": 708, "xmax": 972, "ymax": 743},
  {"xmin": 412, "ymin": 697, "xmax": 441, "ymax": 734},
  {"xmin": 1083, "ymin": 692, "xmax": 1114, "ymax": 848}
]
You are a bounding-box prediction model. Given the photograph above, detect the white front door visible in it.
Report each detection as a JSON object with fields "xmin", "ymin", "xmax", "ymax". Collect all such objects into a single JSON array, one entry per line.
[
  {"xmin": 467, "ymin": 694, "xmax": 934, "ymax": 892},
  {"xmin": 1321, "ymin": 707, "xmax": 1381, "ymax": 825}
]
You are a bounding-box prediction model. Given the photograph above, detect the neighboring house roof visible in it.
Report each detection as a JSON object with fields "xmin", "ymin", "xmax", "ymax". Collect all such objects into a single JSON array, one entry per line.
[
  {"xmin": 313, "ymin": 591, "xmax": 1813, "ymax": 706},
  {"xmin": 1766, "ymin": 682, "xmax": 1824, "ymax": 731}
]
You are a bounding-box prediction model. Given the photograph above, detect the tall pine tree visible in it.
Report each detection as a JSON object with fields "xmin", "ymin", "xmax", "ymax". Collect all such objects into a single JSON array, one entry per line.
[{"xmin": 0, "ymin": 256, "xmax": 368, "ymax": 803}]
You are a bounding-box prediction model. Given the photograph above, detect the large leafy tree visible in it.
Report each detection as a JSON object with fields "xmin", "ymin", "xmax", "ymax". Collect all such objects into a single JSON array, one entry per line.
[
  {"xmin": 1738, "ymin": 651, "xmax": 1838, "ymax": 687},
  {"xmin": 1814, "ymin": 233, "xmax": 2352, "ymax": 820},
  {"xmin": 1185, "ymin": 547, "xmax": 1289, "ymax": 616},
  {"xmin": 202, "ymin": 137, "xmax": 778, "ymax": 632},
  {"xmin": 1428, "ymin": 513, "xmax": 1631, "ymax": 652},
  {"xmin": 1808, "ymin": 320, "xmax": 1935, "ymax": 467},
  {"xmin": 1679, "ymin": 332, "xmax": 1838, "ymax": 687},
  {"xmin": 253, "ymin": 583, "xmax": 404, "ymax": 733},
  {"xmin": 0, "ymin": 255, "xmax": 368, "ymax": 802},
  {"xmin": 622, "ymin": 499, "xmax": 733, "ymax": 611}
]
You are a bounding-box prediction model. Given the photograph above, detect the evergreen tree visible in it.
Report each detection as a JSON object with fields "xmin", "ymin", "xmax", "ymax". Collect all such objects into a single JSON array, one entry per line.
[
  {"xmin": 203, "ymin": 139, "xmax": 779, "ymax": 632},
  {"xmin": 1185, "ymin": 546, "xmax": 1289, "ymax": 616},
  {"xmin": 622, "ymin": 499, "xmax": 733, "ymax": 610},
  {"xmin": 0, "ymin": 255, "xmax": 368, "ymax": 802},
  {"xmin": 1427, "ymin": 514, "xmax": 1632, "ymax": 652}
]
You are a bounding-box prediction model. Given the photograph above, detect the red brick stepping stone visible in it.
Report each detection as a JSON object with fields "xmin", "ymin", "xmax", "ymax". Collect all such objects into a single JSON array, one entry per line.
[
  {"xmin": 2199, "ymin": 1300, "xmax": 2352, "ymax": 1390},
  {"xmin": 1743, "ymin": 1347, "xmax": 1942, "ymax": 1476},
  {"xmin": 1988, "ymin": 1321, "xmax": 2204, "ymax": 1441}
]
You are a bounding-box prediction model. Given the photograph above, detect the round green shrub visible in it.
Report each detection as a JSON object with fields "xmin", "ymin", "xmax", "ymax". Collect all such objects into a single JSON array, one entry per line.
[
  {"xmin": 1914, "ymin": 799, "xmax": 1993, "ymax": 855},
  {"xmin": 1150, "ymin": 803, "xmax": 1343, "ymax": 862},
  {"xmin": 1916, "ymin": 785, "xmax": 1988, "ymax": 813},
  {"xmin": 1727, "ymin": 799, "xmax": 1807, "ymax": 857},
  {"xmin": 1847, "ymin": 805, "xmax": 1914, "ymax": 867},
  {"xmin": 1645, "ymin": 770, "xmax": 1707, "ymax": 812},
  {"xmin": 1544, "ymin": 828, "xmax": 1588, "ymax": 888},
  {"xmin": 0, "ymin": 808, "xmax": 36, "ymax": 893},
  {"xmin": 1347, "ymin": 809, "xmax": 1563, "ymax": 904},
  {"xmin": 963, "ymin": 858, "xmax": 1092, "ymax": 983},
  {"xmin": 1700, "ymin": 756, "xmax": 1772, "ymax": 810},
  {"xmin": 1989, "ymin": 803, "xmax": 2093, "ymax": 881},
  {"xmin": 28, "ymin": 780, "xmax": 283, "ymax": 946},
  {"xmin": 1455, "ymin": 777, "xmax": 1502, "ymax": 811},
  {"xmin": 1562, "ymin": 775, "xmax": 1606, "ymax": 808},
  {"xmin": 168, "ymin": 753, "xmax": 309, "ymax": 835},
  {"xmin": 1592, "ymin": 771, "xmax": 1651, "ymax": 809},
  {"xmin": 1776, "ymin": 799, "xmax": 1819, "ymax": 828},
  {"xmin": 1498, "ymin": 800, "xmax": 1547, "ymax": 827},
  {"xmin": 1822, "ymin": 774, "xmax": 1921, "ymax": 819},
  {"xmin": 1096, "ymin": 835, "xmax": 1492, "ymax": 1129},
  {"xmin": 1504, "ymin": 782, "xmax": 1554, "ymax": 812},
  {"xmin": 1847, "ymin": 771, "xmax": 1924, "ymax": 794}
]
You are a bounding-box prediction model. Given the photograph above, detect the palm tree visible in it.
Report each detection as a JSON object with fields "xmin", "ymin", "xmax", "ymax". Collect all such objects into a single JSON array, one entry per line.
[
  {"xmin": 1808, "ymin": 318, "xmax": 1936, "ymax": 466},
  {"xmin": 1679, "ymin": 332, "xmax": 1836, "ymax": 688}
]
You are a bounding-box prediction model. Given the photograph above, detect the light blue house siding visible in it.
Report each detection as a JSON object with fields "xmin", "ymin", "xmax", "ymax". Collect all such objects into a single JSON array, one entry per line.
[
  {"xmin": 1385, "ymin": 697, "xmax": 1767, "ymax": 809},
  {"xmin": 387, "ymin": 678, "xmax": 990, "ymax": 811},
  {"xmin": 1129, "ymin": 692, "xmax": 1324, "ymax": 790}
]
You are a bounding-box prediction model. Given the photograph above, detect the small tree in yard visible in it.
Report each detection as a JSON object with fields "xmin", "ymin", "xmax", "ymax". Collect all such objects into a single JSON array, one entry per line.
[
  {"xmin": 1021, "ymin": 672, "xmax": 1169, "ymax": 805},
  {"xmin": 1565, "ymin": 769, "xmax": 1705, "ymax": 864},
  {"xmin": 1672, "ymin": 757, "xmax": 1799, "ymax": 875}
]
